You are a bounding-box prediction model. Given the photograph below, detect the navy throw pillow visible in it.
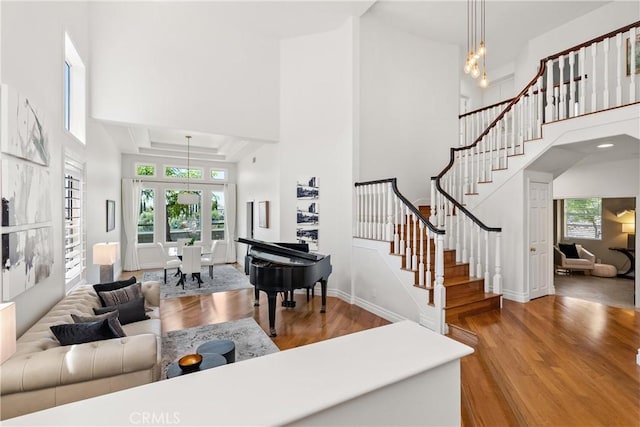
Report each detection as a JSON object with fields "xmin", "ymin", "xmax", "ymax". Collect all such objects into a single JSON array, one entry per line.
[
  {"xmin": 93, "ymin": 276, "xmax": 137, "ymax": 306},
  {"xmin": 94, "ymin": 296, "xmax": 149, "ymax": 325},
  {"xmin": 558, "ymin": 243, "xmax": 580, "ymax": 259},
  {"xmin": 50, "ymin": 319, "xmax": 119, "ymax": 346}
]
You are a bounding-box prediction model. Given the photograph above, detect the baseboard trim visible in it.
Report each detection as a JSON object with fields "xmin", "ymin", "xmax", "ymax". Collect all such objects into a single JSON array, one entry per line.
[{"xmin": 502, "ymin": 289, "xmax": 528, "ymax": 303}]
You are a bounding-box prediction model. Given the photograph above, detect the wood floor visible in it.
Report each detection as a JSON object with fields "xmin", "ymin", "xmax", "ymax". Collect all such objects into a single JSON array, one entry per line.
[{"xmin": 133, "ymin": 269, "xmax": 640, "ymax": 426}]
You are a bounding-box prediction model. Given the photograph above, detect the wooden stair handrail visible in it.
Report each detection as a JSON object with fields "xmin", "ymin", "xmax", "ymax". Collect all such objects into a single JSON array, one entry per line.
[
  {"xmin": 437, "ymin": 20, "xmax": 640, "ymax": 234},
  {"xmin": 354, "ymin": 178, "xmax": 445, "ymax": 235}
]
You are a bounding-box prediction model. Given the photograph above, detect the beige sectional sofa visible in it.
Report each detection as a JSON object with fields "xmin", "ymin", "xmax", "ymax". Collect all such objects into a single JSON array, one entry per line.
[{"xmin": 0, "ymin": 282, "xmax": 162, "ymax": 420}]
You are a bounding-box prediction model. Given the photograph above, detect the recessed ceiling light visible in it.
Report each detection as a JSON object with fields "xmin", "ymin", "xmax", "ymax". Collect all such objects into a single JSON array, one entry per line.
[{"xmin": 597, "ymin": 143, "xmax": 614, "ymax": 148}]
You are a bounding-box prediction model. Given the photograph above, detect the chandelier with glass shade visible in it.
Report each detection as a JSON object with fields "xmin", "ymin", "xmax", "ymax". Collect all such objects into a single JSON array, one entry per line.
[
  {"xmin": 463, "ymin": 0, "xmax": 488, "ymax": 88},
  {"xmin": 177, "ymin": 135, "xmax": 199, "ymax": 205}
]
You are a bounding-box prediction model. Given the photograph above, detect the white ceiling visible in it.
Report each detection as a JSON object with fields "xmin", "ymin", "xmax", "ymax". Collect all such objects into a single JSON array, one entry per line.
[{"xmin": 103, "ymin": 0, "xmax": 613, "ymax": 163}]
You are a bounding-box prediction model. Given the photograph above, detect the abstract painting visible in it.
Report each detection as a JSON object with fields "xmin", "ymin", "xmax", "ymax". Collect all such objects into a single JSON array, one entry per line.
[
  {"xmin": 1, "ymin": 158, "xmax": 52, "ymax": 226},
  {"xmin": 296, "ymin": 177, "xmax": 319, "ymax": 251},
  {"xmin": 0, "ymin": 84, "xmax": 49, "ymax": 166},
  {"xmin": 2, "ymin": 227, "xmax": 54, "ymax": 300}
]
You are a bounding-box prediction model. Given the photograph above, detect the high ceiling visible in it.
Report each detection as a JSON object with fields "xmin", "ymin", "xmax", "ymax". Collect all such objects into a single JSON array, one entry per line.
[{"xmin": 106, "ymin": 0, "xmax": 612, "ymax": 162}]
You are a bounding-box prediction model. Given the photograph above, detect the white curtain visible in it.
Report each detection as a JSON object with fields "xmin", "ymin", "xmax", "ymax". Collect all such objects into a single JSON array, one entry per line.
[
  {"xmin": 224, "ymin": 183, "xmax": 237, "ymax": 263},
  {"xmin": 122, "ymin": 179, "xmax": 143, "ymax": 271}
]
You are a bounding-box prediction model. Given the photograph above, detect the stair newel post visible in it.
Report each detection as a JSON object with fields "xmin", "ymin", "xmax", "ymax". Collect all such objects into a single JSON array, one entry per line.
[
  {"xmin": 394, "ymin": 193, "xmax": 400, "ymax": 254},
  {"xmin": 429, "ymin": 178, "xmax": 437, "ymax": 225},
  {"xmin": 412, "ymin": 212, "xmax": 418, "ymax": 270},
  {"xmin": 558, "ymin": 55, "xmax": 566, "ymax": 119},
  {"xmin": 579, "ymin": 47, "xmax": 586, "ymax": 114},
  {"xmin": 476, "ymin": 223, "xmax": 482, "ymax": 279},
  {"xmin": 493, "ymin": 232, "xmax": 503, "ymax": 297},
  {"xmin": 545, "ymin": 59, "xmax": 554, "ymax": 122},
  {"xmin": 386, "ymin": 182, "xmax": 393, "ymax": 242},
  {"xmin": 468, "ymin": 216, "xmax": 475, "ymax": 277},
  {"xmin": 591, "ymin": 42, "xmax": 598, "ymax": 112},
  {"xmin": 568, "ymin": 52, "xmax": 575, "ymax": 118},
  {"xmin": 484, "ymin": 230, "xmax": 490, "ymax": 292},
  {"xmin": 418, "ymin": 221, "xmax": 425, "ymax": 286},
  {"xmin": 615, "ymin": 32, "xmax": 622, "ymax": 106},
  {"xmin": 630, "ymin": 27, "xmax": 637, "ymax": 103},
  {"xmin": 536, "ymin": 76, "xmax": 544, "ymax": 136},
  {"xmin": 434, "ymin": 233, "xmax": 446, "ymax": 335},
  {"xmin": 405, "ymin": 208, "xmax": 412, "ymax": 269},
  {"xmin": 603, "ymin": 37, "xmax": 610, "ymax": 109},
  {"xmin": 399, "ymin": 196, "xmax": 405, "ymax": 256}
]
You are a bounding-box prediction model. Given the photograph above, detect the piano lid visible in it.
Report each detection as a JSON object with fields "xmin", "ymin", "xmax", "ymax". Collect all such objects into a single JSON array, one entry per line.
[{"xmin": 238, "ymin": 237, "xmax": 325, "ymax": 262}]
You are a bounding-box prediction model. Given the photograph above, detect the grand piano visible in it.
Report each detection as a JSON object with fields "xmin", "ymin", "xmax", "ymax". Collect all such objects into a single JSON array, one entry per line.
[{"xmin": 238, "ymin": 237, "xmax": 332, "ymax": 337}]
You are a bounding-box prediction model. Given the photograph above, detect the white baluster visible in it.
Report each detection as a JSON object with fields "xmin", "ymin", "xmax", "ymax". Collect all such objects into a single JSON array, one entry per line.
[
  {"xmin": 468, "ymin": 218, "xmax": 475, "ymax": 277},
  {"xmin": 386, "ymin": 182, "xmax": 393, "ymax": 241},
  {"xmin": 464, "ymin": 149, "xmax": 470, "ymax": 196},
  {"xmin": 434, "ymin": 233, "xmax": 446, "ymax": 334},
  {"xmin": 603, "ymin": 38, "xmax": 610, "ymax": 109},
  {"xmin": 568, "ymin": 52, "xmax": 575, "ymax": 118},
  {"xmin": 545, "ymin": 59, "xmax": 554, "ymax": 122},
  {"xmin": 484, "ymin": 230, "xmax": 490, "ymax": 292},
  {"xmin": 374, "ymin": 184, "xmax": 380, "ymax": 240},
  {"xmin": 630, "ymin": 27, "xmax": 637, "ymax": 103},
  {"xmin": 528, "ymin": 86, "xmax": 534, "ymax": 140},
  {"xmin": 493, "ymin": 232, "xmax": 502, "ymax": 296},
  {"xmin": 419, "ymin": 221, "xmax": 425, "ymax": 286},
  {"xmin": 476, "ymin": 224, "xmax": 482, "ymax": 279},
  {"xmin": 553, "ymin": 87, "xmax": 560, "ymax": 124},
  {"xmin": 558, "ymin": 55, "xmax": 566, "ymax": 120},
  {"xmin": 363, "ymin": 185, "xmax": 369, "ymax": 239},
  {"xmin": 405, "ymin": 208, "xmax": 412, "ymax": 269},
  {"xmin": 378, "ymin": 183, "xmax": 384, "ymax": 240},
  {"xmin": 537, "ymin": 77, "xmax": 544, "ymax": 136},
  {"xmin": 412, "ymin": 213, "xmax": 418, "ymax": 270},
  {"xmin": 579, "ymin": 47, "xmax": 586, "ymax": 115},
  {"xmin": 357, "ymin": 186, "xmax": 362, "ymax": 237},
  {"xmin": 616, "ymin": 33, "xmax": 622, "ymax": 106},
  {"xmin": 462, "ymin": 214, "xmax": 468, "ymax": 264},
  {"xmin": 502, "ymin": 111, "xmax": 508, "ymax": 166},
  {"xmin": 394, "ymin": 194, "xmax": 400, "ymax": 254},
  {"xmin": 426, "ymin": 230, "xmax": 432, "ymax": 288},
  {"xmin": 591, "ymin": 42, "xmax": 598, "ymax": 112},
  {"xmin": 399, "ymin": 197, "xmax": 405, "ymax": 256},
  {"xmin": 455, "ymin": 208, "xmax": 461, "ymax": 263}
]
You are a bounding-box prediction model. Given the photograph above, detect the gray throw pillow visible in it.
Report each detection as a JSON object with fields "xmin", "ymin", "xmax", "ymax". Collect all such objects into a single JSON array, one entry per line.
[
  {"xmin": 94, "ymin": 297, "xmax": 149, "ymax": 325},
  {"xmin": 98, "ymin": 282, "xmax": 143, "ymax": 307},
  {"xmin": 50, "ymin": 319, "xmax": 119, "ymax": 346},
  {"xmin": 71, "ymin": 311, "xmax": 126, "ymax": 337},
  {"xmin": 93, "ymin": 277, "xmax": 137, "ymax": 306}
]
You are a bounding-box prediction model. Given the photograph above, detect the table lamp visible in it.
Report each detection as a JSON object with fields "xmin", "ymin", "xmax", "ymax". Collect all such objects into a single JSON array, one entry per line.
[
  {"xmin": 0, "ymin": 302, "xmax": 16, "ymax": 364},
  {"xmin": 93, "ymin": 242, "xmax": 120, "ymax": 283},
  {"xmin": 622, "ymin": 223, "xmax": 635, "ymax": 249}
]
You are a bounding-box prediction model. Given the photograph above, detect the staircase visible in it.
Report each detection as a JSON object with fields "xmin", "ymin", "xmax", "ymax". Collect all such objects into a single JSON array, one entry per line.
[{"xmin": 353, "ymin": 21, "xmax": 639, "ymax": 334}]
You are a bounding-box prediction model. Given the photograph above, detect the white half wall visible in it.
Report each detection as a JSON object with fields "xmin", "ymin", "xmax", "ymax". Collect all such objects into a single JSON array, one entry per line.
[
  {"xmin": 89, "ymin": 2, "xmax": 280, "ymax": 142},
  {"xmin": 359, "ymin": 14, "xmax": 459, "ymax": 202},
  {"xmin": 279, "ymin": 19, "xmax": 356, "ymax": 295}
]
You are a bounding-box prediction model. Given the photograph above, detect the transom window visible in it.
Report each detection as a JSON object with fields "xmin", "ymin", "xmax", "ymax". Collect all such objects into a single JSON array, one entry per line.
[
  {"xmin": 564, "ymin": 198, "xmax": 602, "ymax": 240},
  {"xmin": 136, "ymin": 164, "xmax": 155, "ymax": 177},
  {"xmin": 210, "ymin": 169, "xmax": 227, "ymax": 181},
  {"xmin": 165, "ymin": 166, "xmax": 203, "ymax": 179}
]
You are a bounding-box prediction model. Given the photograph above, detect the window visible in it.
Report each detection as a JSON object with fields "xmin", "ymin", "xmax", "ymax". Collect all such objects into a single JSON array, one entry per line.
[
  {"xmin": 136, "ymin": 164, "xmax": 155, "ymax": 177},
  {"xmin": 165, "ymin": 190, "xmax": 201, "ymax": 241},
  {"xmin": 165, "ymin": 166, "xmax": 203, "ymax": 179},
  {"xmin": 64, "ymin": 159, "xmax": 85, "ymax": 290},
  {"xmin": 210, "ymin": 169, "xmax": 226, "ymax": 181},
  {"xmin": 211, "ymin": 191, "xmax": 225, "ymax": 240},
  {"xmin": 138, "ymin": 189, "xmax": 154, "ymax": 243},
  {"xmin": 64, "ymin": 33, "xmax": 86, "ymax": 143},
  {"xmin": 564, "ymin": 198, "xmax": 602, "ymax": 240}
]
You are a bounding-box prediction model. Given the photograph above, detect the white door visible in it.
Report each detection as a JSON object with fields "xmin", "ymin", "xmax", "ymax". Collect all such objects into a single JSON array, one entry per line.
[{"xmin": 528, "ymin": 180, "xmax": 551, "ymax": 299}]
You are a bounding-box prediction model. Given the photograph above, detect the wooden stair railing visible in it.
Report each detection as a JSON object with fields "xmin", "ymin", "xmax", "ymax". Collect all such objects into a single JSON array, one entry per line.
[{"xmin": 432, "ymin": 21, "xmax": 640, "ymax": 300}]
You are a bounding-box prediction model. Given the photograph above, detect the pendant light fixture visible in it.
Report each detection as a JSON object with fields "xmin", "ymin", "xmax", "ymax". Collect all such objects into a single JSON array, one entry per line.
[
  {"xmin": 177, "ymin": 135, "xmax": 199, "ymax": 205},
  {"xmin": 464, "ymin": 0, "xmax": 488, "ymax": 87}
]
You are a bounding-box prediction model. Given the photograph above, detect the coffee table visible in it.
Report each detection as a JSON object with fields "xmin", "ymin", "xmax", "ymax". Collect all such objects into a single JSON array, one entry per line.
[{"xmin": 166, "ymin": 353, "xmax": 227, "ymax": 379}]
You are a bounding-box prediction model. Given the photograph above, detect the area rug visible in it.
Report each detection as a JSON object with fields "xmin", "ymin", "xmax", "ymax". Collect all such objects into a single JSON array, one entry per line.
[
  {"xmin": 161, "ymin": 317, "xmax": 279, "ymax": 378},
  {"xmin": 143, "ymin": 264, "xmax": 252, "ymax": 299}
]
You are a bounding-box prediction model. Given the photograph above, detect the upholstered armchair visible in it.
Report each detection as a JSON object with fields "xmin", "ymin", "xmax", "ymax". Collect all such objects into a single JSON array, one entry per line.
[{"xmin": 554, "ymin": 243, "xmax": 596, "ymax": 274}]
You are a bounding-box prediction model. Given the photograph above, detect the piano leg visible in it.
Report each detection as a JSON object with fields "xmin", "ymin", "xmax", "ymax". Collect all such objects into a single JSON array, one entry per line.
[
  {"xmin": 254, "ymin": 287, "xmax": 260, "ymax": 307},
  {"xmin": 267, "ymin": 292, "xmax": 278, "ymax": 337},
  {"xmin": 320, "ymin": 280, "xmax": 327, "ymax": 313}
]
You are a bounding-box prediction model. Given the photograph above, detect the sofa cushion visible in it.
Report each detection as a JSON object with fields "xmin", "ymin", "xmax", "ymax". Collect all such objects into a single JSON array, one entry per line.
[
  {"xmin": 94, "ymin": 297, "xmax": 149, "ymax": 325},
  {"xmin": 98, "ymin": 282, "xmax": 143, "ymax": 307},
  {"xmin": 71, "ymin": 311, "xmax": 126, "ymax": 337},
  {"xmin": 93, "ymin": 277, "xmax": 137, "ymax": 306},
  {"xmin": 50, "ymin": 319, "xmax": 120, "ymax": 346},
  {"xmin": 558, "ymin": 243, "xmax": 580, "ymax": 259}
]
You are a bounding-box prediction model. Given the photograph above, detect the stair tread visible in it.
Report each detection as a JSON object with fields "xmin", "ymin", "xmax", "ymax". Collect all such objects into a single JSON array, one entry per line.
[
  {"xmin": 444, "ymin": 276, "xmax": 484, "ymax": 286},
  {"xmin": 445, "ymin": 292, "xmax": 501, "ymax": 309}
]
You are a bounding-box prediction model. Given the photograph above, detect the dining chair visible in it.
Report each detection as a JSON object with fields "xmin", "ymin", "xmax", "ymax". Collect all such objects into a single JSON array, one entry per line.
[
  {"xmin": 177, "ymin": 245, "xmax": 203, "ymax": 289},
  {"xmin": 201, "ymin": 240, "xmax": 223, "ymax": 278},
  {"xmin": 156, "ymin": 242, "xmax": 181, "ymax": 284}
]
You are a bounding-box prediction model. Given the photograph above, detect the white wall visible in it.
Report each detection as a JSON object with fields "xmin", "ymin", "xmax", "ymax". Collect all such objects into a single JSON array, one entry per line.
[
  {"xmin": 236, "ymin": 143, "xmax": 281, "ymax": 259},
  {"xmin": 279, "ymin": 19, "xmax": 356, "ymax": 295},
  {"xmin": 554, "ymin": 158, "xmax": 639, "ymax": 199},
  {"xmin": 359, "ymin": 14, "xmax": 459, "ymax": 203},
  {"xmin": 1, "ymin": 1, "xmax": 90, "ymax": 335},
  {"xmin": 89, "ymin": 2, "xmax": 280, "ymax": 143}
]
